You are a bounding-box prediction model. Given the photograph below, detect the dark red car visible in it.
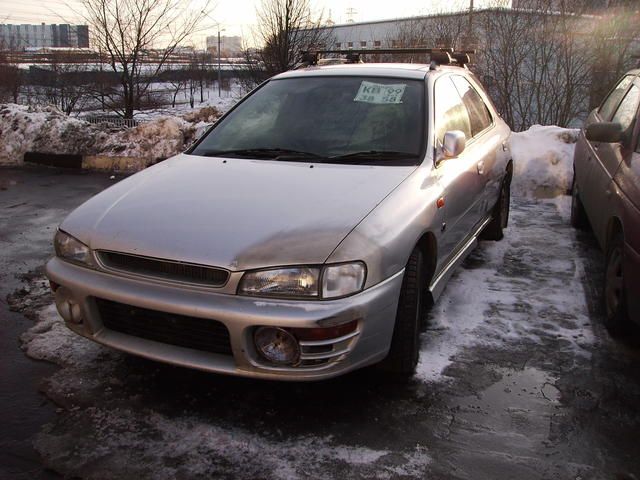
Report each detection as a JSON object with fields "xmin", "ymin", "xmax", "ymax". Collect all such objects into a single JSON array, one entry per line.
[{"xmin": 571, "ymin": 69, "xmax": 640, "ymax": 333}]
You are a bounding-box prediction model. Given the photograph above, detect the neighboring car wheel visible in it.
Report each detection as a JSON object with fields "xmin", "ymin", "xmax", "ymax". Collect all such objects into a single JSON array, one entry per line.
[
  {"xmin": 380, "ymin": 247, "xmax": 424, "ymax": 377},
  {"xmin": 603, "ymin": 233, "xmax": 630, "ymax": 335},
  {"xmin": 570, "ymin": 173, "xmax": 589, "ymax": 230},
  {"xmin": 481, "ymin": 173, "xmax": 511, "ymax": 241}
]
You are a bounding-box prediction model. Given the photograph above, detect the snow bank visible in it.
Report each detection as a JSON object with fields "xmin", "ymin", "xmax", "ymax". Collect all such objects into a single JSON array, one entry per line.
[
  {"xmin": 0, "ymin": 104, "xmax": 109, "ymax": 165},
  {"xmin": 0, "ymin": 103, "xmax": 228, "ymax": 166},
  {"xmin": 510, "ymin": 125, "xmax": 579, "ymax": 198}
]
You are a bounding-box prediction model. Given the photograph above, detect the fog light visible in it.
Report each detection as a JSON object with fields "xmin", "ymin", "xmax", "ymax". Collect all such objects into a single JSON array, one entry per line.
[
  {"xmin": 54, "ymin": 287, "xmax": 83, "ymax": 324},
  {"xmin": 254, "ymin": 327, "xmax": 300, "ymax": 365}
]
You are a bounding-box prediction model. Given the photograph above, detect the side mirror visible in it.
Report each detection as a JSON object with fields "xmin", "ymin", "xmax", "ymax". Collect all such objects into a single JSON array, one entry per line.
[
  {"xmin": 585, "ymin": 122, "xmax": 623, "ymax": 143},
  {"xmin": 443, "ymin": 130, "xmax": 466, "ymax": 158}
]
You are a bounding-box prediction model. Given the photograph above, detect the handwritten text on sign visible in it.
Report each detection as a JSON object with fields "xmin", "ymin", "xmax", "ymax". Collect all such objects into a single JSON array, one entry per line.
[{"xmin": 353, "ymin": 81, "xmax": 407, "ymax": 104}]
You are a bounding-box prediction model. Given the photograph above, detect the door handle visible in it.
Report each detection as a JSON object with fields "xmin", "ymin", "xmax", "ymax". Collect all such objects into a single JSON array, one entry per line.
[{"xmin": 477, "ymin": 161, "xmax": 485, "ymax": 175}]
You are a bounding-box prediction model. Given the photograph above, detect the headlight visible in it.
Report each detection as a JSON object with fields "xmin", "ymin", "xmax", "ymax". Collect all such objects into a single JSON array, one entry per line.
[
  {"xmin": 238, "ymin": 262, "xmax": 366, "ymax": 299},
  {"xmin": 54, "ymin": 230, "xmax": 95, "ymax": 267},
  {"xmin": 239, "ymin": 267, "xmax": 320, "ymax": 298},
  {"xmin": 322, "ymin": 262, "xmax": 366, "ymax": 298}
]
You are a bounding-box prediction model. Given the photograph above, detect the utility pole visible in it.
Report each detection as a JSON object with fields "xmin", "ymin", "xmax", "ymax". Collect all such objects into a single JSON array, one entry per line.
[
  {"xmin": 467, "ymin": 0, "xmax": 475, "ymax": 50},
  {"xmin": 217, "ymin": 30, "xmax": 221, "ymax": 97}
]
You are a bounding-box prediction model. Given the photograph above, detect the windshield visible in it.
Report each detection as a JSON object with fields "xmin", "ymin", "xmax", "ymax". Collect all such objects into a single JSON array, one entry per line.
[{"xmin": 190, "ymin": 76, "xmax": 426, "ymax": 165}]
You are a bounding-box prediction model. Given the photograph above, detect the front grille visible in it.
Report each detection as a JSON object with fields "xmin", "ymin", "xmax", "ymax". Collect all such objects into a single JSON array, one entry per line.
[
  {"xmin": 97, "ymin": 251, "xmax": 229, "ymax": 287},
  {"xmin": 95, "ymin": 298, "xmax": 233, "ymax": 355}
]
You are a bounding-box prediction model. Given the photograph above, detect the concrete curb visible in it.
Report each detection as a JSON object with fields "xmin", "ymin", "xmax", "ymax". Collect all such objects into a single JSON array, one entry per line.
[{"xmin": 24, "ymin": 152, "xmax": 151, "ymax": 172}]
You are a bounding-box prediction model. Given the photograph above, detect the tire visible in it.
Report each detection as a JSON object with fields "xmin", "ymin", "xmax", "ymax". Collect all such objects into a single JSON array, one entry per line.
[
  {"xmin": 570, "ymin": 173, "xmax": 589, "ymax": 230},
  {"xmin": 379, "ymin": 247, "xmax": 424, "ymax": 377},
  {"xmin": 482, "ymin": 173, "xmax": 511, "ymax": 241},
  {"xmin": 603, "ymin": 233, "xmax": 630, "ymax": 336}
]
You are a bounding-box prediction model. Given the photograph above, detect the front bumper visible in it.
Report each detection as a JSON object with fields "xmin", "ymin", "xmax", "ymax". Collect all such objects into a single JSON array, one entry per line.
[{"xmin": 46, "ymin": 257, "xmax": 404, "ymax": 381}]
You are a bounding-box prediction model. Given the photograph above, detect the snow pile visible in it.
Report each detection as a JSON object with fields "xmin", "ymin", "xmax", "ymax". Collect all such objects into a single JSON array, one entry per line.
[
  {"xmin": 101, "ymin": 117, "xmax": 194, "ymax": 161},
  {"xmin": 0, "ymin": 104, "xmax": 109, "ymax": 165},
  {"xmin": 510, "ymin": 125, "xmax": 579, "ymax": 198},
  {"xmin": 0, "ymin": 103, "xmax": 227, "ymax": 166}
]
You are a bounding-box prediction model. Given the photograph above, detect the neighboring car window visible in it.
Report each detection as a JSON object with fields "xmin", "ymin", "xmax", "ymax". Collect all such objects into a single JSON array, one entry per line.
[
  {"xmin": 434, "ymin": 76, "xmax": 471, "ymax": 144},
  {"xmin": 190, "ymin": 76, "xmax": 426, "ymax": 164},
  {"xmin": 611, "ymin": 84, "xmax": 640, "ymax": 133},
  {"xmin": 599, "ymin": 75, "xmax": 633, "ymax": 120},
  {"xmin": 451, "ymin": 75, "xmax": 493, "ymax": 137}
]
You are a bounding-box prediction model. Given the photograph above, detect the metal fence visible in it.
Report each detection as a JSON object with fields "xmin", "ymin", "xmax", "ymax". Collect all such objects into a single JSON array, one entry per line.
[{"xmin": 83, "ymin": 116, "xmax": 140, "ymax": 128}]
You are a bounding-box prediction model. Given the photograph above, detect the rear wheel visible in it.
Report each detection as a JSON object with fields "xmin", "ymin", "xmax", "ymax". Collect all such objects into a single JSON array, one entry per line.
[
  {"xmin": 379, "ymin": 247, "xmax": 424, "ymax": 377},
  {"xmin": 570, "ymin": 173, "xmax": 589, "ymax": 230},
  {"xmin": 603, "ymin": 233, "xmax": 630, "ymax": 336},
  {"xmin": 482, "ymin": 173, "xmax": 511, "ymax": 241}
]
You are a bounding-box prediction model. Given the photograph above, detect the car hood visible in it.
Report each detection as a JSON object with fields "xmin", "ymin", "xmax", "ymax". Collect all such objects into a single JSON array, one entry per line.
[{"xmin": 61, "ymin": 154, "xmax": 416, "ymax": 271}]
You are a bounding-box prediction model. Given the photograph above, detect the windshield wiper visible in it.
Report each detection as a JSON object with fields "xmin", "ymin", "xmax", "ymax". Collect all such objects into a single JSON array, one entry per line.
[
  {"xmin": 198, "ymin": 148, "xmax": 323, "ymax": 160},
  {"xmin": 330, "ymin": 150, "xmax": 419, "ymax": 161}
]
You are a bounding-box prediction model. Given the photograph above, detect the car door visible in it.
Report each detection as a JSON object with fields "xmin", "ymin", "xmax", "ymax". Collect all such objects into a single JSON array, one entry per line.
[
  {"xmin": 583, "ymin": 79, "xmax": 640, "ymax": 243},
  {"xmin": 433, "ymin": 75, "xmax": 485, "ymax": 267},
  {"xmin": 450, "ymin": 75, "xmax": 499, "ymax": 219}
]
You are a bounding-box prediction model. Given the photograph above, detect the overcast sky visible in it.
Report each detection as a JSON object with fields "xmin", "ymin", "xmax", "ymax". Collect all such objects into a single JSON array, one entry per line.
[{"xmin": 0, "ymin": 0, "xmax": 511, "ymax": 46}]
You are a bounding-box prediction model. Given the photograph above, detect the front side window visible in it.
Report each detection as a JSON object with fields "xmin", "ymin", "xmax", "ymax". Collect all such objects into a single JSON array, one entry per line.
[
  {"xmin": 612, "ymin": 84, "xmax": 640, "ymax": 133},
  {"xmin": 191, "ymin": 76, "xmax": 426, "ymax": 165},
  {"xmin": 451, "ymin": 75, "xmax": 492, "ymax": 137},
  {"xmin": 434, "ymin": 76, "xmax": 471, "ymax": 144},
  {"xmin": 599, "ymin": 75, "xmax": 633, "ymax": 120}
]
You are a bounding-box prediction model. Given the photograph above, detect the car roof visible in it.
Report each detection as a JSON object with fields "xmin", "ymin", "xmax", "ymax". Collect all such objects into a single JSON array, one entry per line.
[{"xmin": 273, "ymin": 63, "xmax": 471, "ymax": 81}]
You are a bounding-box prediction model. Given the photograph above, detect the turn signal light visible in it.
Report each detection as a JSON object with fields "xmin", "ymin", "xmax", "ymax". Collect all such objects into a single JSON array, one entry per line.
[{"xmin": 290, "ymin": 320, "xmax": 358, "ymax": 341}]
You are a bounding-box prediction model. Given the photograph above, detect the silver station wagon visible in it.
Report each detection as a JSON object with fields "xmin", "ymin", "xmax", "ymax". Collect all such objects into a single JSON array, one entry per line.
[{"xmin": 47, "ymin": 50, "xmax": 512, "ymax": 380}]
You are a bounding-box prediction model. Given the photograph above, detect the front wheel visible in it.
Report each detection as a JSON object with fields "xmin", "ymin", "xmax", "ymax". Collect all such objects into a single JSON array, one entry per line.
[
  {"xmin": 603, "ymin": 233, "xmax": 630, "ymax": 336},
  {"xmin": 570, "ymin": 173, "xmax": 589, "ymax": 230},
  {"xmin": 482, "ymin": 173, "xmax": 511, "ymax": 241},
  {"xmin": 379, "ymin": 247, "xmax": 424, "ymax": 377}
]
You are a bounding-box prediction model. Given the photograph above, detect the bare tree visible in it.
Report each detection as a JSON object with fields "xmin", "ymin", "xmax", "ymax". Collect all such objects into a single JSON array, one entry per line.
[
  {"xmin": 477, "ymin": 2, "xmax": 594, "ymax": 129},
  {"xmin": 43, "ymin": 51, "xmax": 91, "ymax": 114},
  {"xmin": 80, "ymin": 0, "xmax": 212, "ymax": 118},
  {"xmin": 588, "ymin": 5, "xmax": 640, "ymax": 109},
  {"xmin": 253, "ymin": 0, "xmax": 332, "ymax": 77},
  {"xmin": 0, "ymin": 52, "xmax": 22, "ymax": 103}
]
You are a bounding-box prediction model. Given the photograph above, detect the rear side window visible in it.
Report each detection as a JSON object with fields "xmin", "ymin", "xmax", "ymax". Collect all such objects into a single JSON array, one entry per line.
[
  {"xmin": 435, "ymin": 77, "xmax": 471, "ymax": 143},
  {"xmin": 599, "ymin": 75, "xmax": 633, "ymax": 120},
  {"xmin": 612, "ymin": 84, "xmax": 640, "ymax": 132},
  {"xmin": 451, "ymin": 75, "xmax": 493, "ymax": 136}
]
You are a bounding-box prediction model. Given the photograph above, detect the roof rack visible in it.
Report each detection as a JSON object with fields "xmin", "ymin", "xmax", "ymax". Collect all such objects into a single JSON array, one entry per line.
[{"xmin": 298, "ymin": 47, "xmax": 475, "ymax": 69}]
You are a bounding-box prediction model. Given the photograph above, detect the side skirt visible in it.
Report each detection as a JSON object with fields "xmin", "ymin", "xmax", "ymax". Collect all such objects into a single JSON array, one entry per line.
[{"xmin": 428, "ymin": 215, "xmax": 492, "ymax": 303}]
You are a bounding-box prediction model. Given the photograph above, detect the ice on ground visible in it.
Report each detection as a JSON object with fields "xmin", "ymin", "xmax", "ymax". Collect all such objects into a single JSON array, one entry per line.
[
  {"xmin": 35, "ymin": 406, "xmax": 429, "ymax": 480},
  {"xmin": 22, "ymin": 304, "xmax": 430, "ymax": 479},
  {"xmin": 416, "ymin": 196, "xmax": 594, "ymax": 383},
  {"xmin": 510, "ymin": 124, "xmax": 579, "ymax": 198}
]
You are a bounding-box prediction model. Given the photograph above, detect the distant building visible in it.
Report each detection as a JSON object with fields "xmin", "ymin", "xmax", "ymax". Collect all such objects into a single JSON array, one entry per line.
[
  {"xmin": 511, "ymin": 0, "xmax": 635, "ymax": 11},
  {"xmin": 206, "ymin": 35, "xmax": 243, "ymax": 57},
  {"xmin": 0, "ymin": 23, "xmax": 90, "ymax": 50}
]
